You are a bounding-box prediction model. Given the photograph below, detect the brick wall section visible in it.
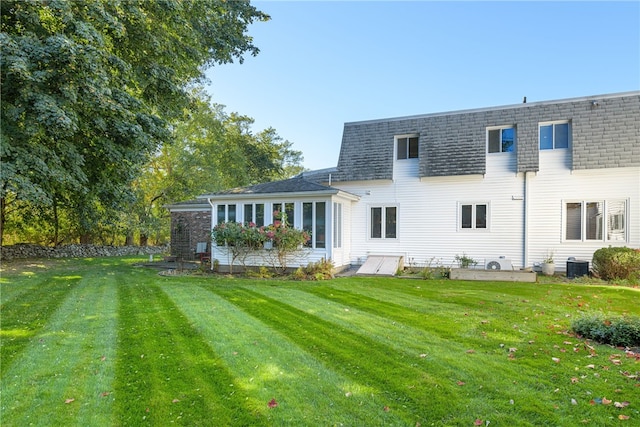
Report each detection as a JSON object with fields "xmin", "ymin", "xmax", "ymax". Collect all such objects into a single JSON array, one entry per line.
[
  {"xmin": 170, "ymin": 210, "xmax": 211, "ymax": 260},
  {"xmin": 331, "ymin": 92, "xmax": 639, "ymax": 181}
]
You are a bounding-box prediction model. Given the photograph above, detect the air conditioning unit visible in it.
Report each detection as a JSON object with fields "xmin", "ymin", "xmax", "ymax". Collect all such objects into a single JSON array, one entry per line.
[{"xmin": 486, "ymin": 257, "xmax": 512, "ymax": 271}]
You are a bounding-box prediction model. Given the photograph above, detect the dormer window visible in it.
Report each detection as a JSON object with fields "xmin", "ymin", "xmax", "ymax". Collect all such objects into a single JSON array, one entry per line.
[
  {"xmin": 397, "ymin": 136, "xmax": 419, "ymax": 159},
  {"xmin": 540, "ymin": 122, "xmax": 570, "ymax": 150},
  {"xmin": 487, "ymin": 127, "xmax": 515, "ymax": 153}
]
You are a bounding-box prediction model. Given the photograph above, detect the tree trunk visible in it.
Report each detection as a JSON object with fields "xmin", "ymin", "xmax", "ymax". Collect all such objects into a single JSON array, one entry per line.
[
  {"xmin": 125, "ymin": 233, "xmax": 134, "ymax": 246},
  {"xmin": 139, "ymin": 234, "xmax": 148, "ymax": 247}
]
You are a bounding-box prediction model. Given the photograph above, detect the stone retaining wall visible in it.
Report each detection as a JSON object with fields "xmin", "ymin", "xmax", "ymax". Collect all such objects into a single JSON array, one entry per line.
[{"xmin": 0, "ymin": 243, "xmax": 169, "ymax": 261}]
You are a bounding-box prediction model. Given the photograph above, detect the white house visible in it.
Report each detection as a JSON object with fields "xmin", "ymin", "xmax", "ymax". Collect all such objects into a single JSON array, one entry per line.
[{"xmin": 167, "ymin": 91, "xmax": 640, "ymax": 273}]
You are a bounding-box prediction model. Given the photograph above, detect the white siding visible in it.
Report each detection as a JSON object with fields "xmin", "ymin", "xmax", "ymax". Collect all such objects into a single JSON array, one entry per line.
[
  {"xmin": 339, "ymin": 155, "xmax": 526, "ymax": 269},
  {"xmin": 337, "ymin": 153, "xmax": 639, "ymax": 271},
  {"xmin": 527, "ymin": 155, "xmax": 639, "ymax": 269}
]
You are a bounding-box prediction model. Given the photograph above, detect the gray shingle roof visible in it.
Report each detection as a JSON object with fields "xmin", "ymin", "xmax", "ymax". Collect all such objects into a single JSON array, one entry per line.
[{"xmin": 197, "ymin": 175, "xmax": 349, "ymax": 198}]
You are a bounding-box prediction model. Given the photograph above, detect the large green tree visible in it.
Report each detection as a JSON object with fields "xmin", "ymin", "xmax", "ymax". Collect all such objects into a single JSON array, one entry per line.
[
  {"xmin": 130, "ymin": 90, "xmax": 304, "ymax": 246},
  {"xmin": 1, "ymin": 0, "xmax": 268, "ymax": 245}
]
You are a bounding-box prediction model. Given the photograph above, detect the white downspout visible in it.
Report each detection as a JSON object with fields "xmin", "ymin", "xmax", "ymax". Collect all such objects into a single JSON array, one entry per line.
[
  {"xmin": 523, "ymin": 172, "xmax": 530, "ymax": 269},
  {"xmin": 207, "ymin": 197, "xmax": 215, "ymax": 270}
]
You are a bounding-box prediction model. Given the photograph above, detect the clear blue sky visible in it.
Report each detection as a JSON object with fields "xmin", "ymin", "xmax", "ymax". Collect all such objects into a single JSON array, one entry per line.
[{"xmin": 205, "ymin": 1, "xmax": 640, "ymax": 171}]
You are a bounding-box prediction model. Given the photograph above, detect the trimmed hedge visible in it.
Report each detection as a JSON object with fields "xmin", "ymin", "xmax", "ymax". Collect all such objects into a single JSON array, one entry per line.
[
  {"xmin": 571, "ymin": 313, "xmax": 640, "ymax": 347},
  {"xmin": 591, "ymin": 246, "xmax": 640, "ymax": 282}
]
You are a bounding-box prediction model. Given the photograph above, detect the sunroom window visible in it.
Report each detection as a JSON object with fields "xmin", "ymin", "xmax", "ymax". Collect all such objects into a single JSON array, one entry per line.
[
  {"xmin": 243, "ymin": 203, "xmax": 265, "ymax": 226},
  {"xmin": 217, "ymin": 204, "xmax": 237, "ymax": 224},
  {"xmin": 303, "ymin": 202, "xmax": 326, "ymax": 249}
]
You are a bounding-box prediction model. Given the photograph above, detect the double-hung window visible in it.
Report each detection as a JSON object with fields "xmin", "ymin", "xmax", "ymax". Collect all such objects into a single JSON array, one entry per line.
[
  {"xmin": 487, "ymin": 127, "xmax": 515, "ymax": 153},
  {"xmin": 397, "ymin": 136, "xmax": 419, "ymax": 160},
  {"xmin": 459, "ymin": 202, "xmax": 488, "ymax": 230},
  {"xmin": 565, "ymin": 200, "xmax": 627, "ymax": 242},
  {"xmin": 217, "ymin": 204, "xmax": 237, "ymax": 224},
  {"xmin": 540, "ymin": 122, "xmax": 570, "ymax": 150},
  {"xmin": 303, "ymin": 202, "xmax": 326, "ymax": 248},
  {"xmin": 370, "ymin": 206, "xmax": 397, "ymax": 239}
]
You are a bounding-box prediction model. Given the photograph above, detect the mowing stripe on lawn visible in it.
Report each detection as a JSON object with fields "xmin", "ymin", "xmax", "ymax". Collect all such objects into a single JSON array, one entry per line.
[
  {"xmin": 1, "ymin": 269, "xmax": 118, "ymax": 426},
  {"xmin": 115, "ymin": 279, "xmax": 262, "ymax": 426},
  {"xmin": 323, "ymin": 280, "xmax": 549, "ymax": 346},
  {"xmin": 211, "ymin": 286, "xmax": 463, "ymax": 425},
  {"xmin": 162, "ymin": 282, "xmax": 399, "ymax": 426},
  {"xmin": 305, "ymin": 283, "xmax": 469, "ymax": 338},
  {"xmin": 0, "ymin": 273, "xmax": 80, "ymax": 376},
  {"xmin": 250, "ymin": 285, "xmax": 462, "ymax": 358},
  {"xmin": 246, "ymin": 285, "xmax": 560, "ymax": 421}
]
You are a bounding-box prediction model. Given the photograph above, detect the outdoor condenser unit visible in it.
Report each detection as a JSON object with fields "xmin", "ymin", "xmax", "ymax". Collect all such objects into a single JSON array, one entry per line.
[{"xmin": 485, "ymin": 256, "xmax": 512, "ymax": 271}]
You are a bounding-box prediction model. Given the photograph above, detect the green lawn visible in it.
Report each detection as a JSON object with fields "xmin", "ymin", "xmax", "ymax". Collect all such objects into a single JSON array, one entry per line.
[{"xmin": 1, "ymin": 257, "xmax": 638, "ymax": 426}]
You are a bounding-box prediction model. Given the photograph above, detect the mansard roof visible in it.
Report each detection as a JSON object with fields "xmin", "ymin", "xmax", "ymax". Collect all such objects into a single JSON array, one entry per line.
[{"xmin": 330, "ymin": 91, "xmax": 640, "ymax": 182}]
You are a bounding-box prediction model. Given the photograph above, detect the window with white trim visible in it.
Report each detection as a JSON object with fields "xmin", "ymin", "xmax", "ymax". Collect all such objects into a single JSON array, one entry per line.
[
  {"xmin": 303, "ymin": 202, "xmax": 326, "ymax": 249},
  {"xmin": 243, "ymin": 203, "xmax": 265, "ymax": 227},
  {"xmin": 396, "ymin": 136, "xmax": 419, "ymax": 160},
  {"xmin": 459, "ymin": 202, "xmax": 488, "ymax": 230},
  {"xmin": 333, "ymin": 202, "xmax": 342, "ymax": 248},
  {"xmin": 540, "ymin": 122, "xmax": 570, "ymax": 150},
  {"xmin": 370, "ymin": 206, "xmax": 397, "ymax": 239},
  {"xmin": 217, "ymin": 204, "xmax": 237, "ymax": 224},
  {"xmin": 564, "ymin": 200, "xmax": 627, "ymax": 242},
  {"xmin": 487, "ymin": 127, "xmax": 515, "ymax": 153},
  {"xmin": 273, "ymin": 202, "xmax": 295, "ymax": 226}
]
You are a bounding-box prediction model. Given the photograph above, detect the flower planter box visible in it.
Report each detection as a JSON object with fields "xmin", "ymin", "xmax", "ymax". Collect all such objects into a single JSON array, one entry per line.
[{"xmin": 450, "ymin": 268, "xmax": 537, "ymax": 283}]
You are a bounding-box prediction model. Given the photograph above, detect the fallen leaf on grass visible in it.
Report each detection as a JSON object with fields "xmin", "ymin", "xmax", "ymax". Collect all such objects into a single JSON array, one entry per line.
[
  {"xmin": 64, "ymin": 398, "xmax": 75, "ymax": 404},
  {"xmin": 552, "ymin": 357, "xmax": 560, "ymax": 363},
  {"xmin": 474, "ymin": 419, "xmax": 483, "ymax": 426},
  {"xmin": 457, "ymin": 381, "xmax": 466, "ymax": 386},
  {"xmin": 571, "ymin": 377, "xmax": 579, "ymax": 384},
  {"xmin": 615, "ymin": 401, "xmax": 630, "ymax": 408},
  {"xmin": 602, "ymin": 397, "xmax": 612, "ymax": 405},
  {"xmin": 268, "ymin": 398, "xmax": 278, "ymax": 408},
  {"xmin": 383, "ymin": 405, "xmax": 390, "ymax": 412},
  {"xmin": 619, "ymin": 415, "xmax": 630, "ymax": 420},
  {"xmin": 101, "ymin": 392, "xmax": 110, "ymax": 397},
  {"xmin": 571, "ymin": 398, "xmax": 578, "ymax": 405},
  {"xmin": 100, "ymin": 355, "xmax": 106, "ymax": 361}
]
